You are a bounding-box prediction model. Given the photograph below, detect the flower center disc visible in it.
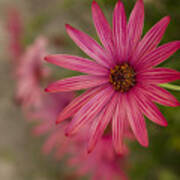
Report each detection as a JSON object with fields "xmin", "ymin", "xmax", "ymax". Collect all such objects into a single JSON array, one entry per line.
[{"xmin": 109, "ymin": 63, "xmax": 136, "ymax": 92}]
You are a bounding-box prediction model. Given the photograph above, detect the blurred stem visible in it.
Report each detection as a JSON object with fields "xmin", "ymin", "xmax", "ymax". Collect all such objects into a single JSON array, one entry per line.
[{"xmin": 160, "ymin": 83, "xmax": 180, "ymax": 91}]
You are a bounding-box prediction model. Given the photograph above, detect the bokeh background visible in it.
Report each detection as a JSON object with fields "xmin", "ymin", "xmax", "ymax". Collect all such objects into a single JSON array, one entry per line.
[{"xmin": 0, "ymin": 0, "xmax": 179, "ymax": 179}]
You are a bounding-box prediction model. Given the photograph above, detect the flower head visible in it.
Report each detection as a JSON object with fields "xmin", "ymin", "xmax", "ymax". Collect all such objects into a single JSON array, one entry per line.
[
  {"xmin": 45, "ymin": 0, "xmax": 180, "ymax": 153},
  {"xmin": 16, "ymin": 36, "xmax": 49, "ymax": 108},
  {"xmin": 68, "ymin": 135, "xmax": 128, "ymax": 180},
  {"xmin": 32, "ymin": 108, "xmax": 129, "ymax": 180},
  {"xmin": 29, "ymin": 92, "xmax": 74, "ymax": 157}
]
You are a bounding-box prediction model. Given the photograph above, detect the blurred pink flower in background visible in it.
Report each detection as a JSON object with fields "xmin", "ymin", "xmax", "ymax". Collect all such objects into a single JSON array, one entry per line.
[
  {"xmin": 30, "ymin": 92, "xmax": 74, "ymax": 157},
  {"xmin": 68, "ymin": 134, "xmax": 129, "ymax": 180},
  {"xmin": 44, "ymin": 0, "xmax": 180, "ymax": 153},
  {"xmin": 16, "ymin": 36, "xmax": 49, "ymax": 108},
  {"xmin": 7, "ymin": 8, "xmax": 23, "ymax": 63},
  {"xmin": 31, "ymin": 106, "xmax": 129, "ymax": 180},
  {"xmin": 6, "ymin": 9, "xmax": 50, "ymax": 107},
  {"xmin": 3, "ymin": 0, "xmax": 180, "ymax": 180},
  {"xmin": 27, "ymin": 84, "xmax": 129, "ymax": 180}
]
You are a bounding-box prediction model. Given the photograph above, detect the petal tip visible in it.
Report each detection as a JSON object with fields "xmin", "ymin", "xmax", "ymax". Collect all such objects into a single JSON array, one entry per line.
[
  {"xmin": 164, "ymin": 16, "xmax": 171, "ymax": 23},
  {"xmin": 177, "ymin": 41, "xmax": 180, "ymax": 48},
  {"xmin": 65, "ymin": 132, "xmax": 69, "ymax": 137},
  {"xmin": 55, "ymin": 119, "xmax": 60, "ymax": 125},
  {"xmin": 115, "ymin": 0, "xmax": 122, "ymax": 7},
  {"xmin": 87, "ymin": 143, "xmax": 95, "ymax": 154},
  {"xmin": 44, "ymin": 55, "xmax": 51, "ymax": 62},
  {"xmin": 87, "ymin": 148, "xmax": 92, "ymax": 154},
  {"xmin": 158, "ymin": 119, "xmax": 168, "ymax": 127},
  {"xmin": 163, "ymin": 122, "xmax": 168, "ymax": 127},
  {"xmin": 172, "ymin": 100, "xmax": 180, "ymax": 107},
  {"xmin": 138, "ymin": 136, "xmax": 149, "ymax": 147},
  {"xmin": 65, "ymin": 127, "xmax": 73, "ymax": 137},
  {"xmin": 56, "ymin": 115, "xmax": 65, "ymax": 125},
  {"xmin": 167, "ymin": 16, "xmax": 171, "ymax": 21},
  {"xmin": 65, "ymin": 24, "xmax": 72, "ymax": 31},
  {"xmin": 44, "ymin": 56, "xmax": 48, "ymax": 61},
  {"xmin": 91, "ymin": 1, "xmax": 98, "ymax": 13},
  {"xmin": 44, "ymin": 88, "xmax": 49, "ymax": 92},
  {"xmin": 137, "ymin": 0, "xmax": 144, "ymax": 4},
  {"xmin": 117, "ymin": 0, "xmax": 122, "ymax": 5},
  {"xmin": 142, "ymin": 141, "xmax": 149, "ymax": 147},
  {"xmin": 114, "ymin": 147, "xmax": 124, "ymax": 155},
  {"xmin": 92, "ymin": 0, "xmax": 97, "ymax": 5}
]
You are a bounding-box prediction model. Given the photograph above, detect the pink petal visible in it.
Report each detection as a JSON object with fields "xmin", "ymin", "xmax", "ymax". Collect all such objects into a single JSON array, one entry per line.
[
  {"xmin": 56, "ymin": 85, "xmax": 108, "ymax": 124},
  {"xmin": 87, "ymin": 93, "xmax": 118, "ymax": 153},
  {"xmin": 92, "ymin": 1, "xmax": 114, "ymax": 56},
  {"xmin": 112, "ymin": 94, "xmax": 127, "ymax": 154},
  {"xmin": 137, "ymin": 41, "xmax": 180, "ymax": 69},
  {"xmin": 65, "ymin": 86, "xmax": 114, "ymax": 136},
  {"xmin": 113, "ymin": 0, "xmax": 127, "ymax": 61},
  {"xmin": 66, "ymin": 24, "xmax": 111, "ymax": 68},
  {"xmin": 139, "ymin": 84, "xmax": 180, "ymax": 107},
  {"xmin": 132, "ymin": 16, "xmax": 170, "ymax": 63},
  {"xmin": 127, "ymin": 0, "xmax": 144, "ymax": 55},
  {"xmin": 45, "ymin": 75, "xmax": 108, "ymax": 92},
  {"xmin": 125, "ymin": 92, "xmax": 149, "ymax": 147},
  {"xmin": 42, "ymin": 131, "xmax": 61, "ymax": 155},
  {"xmin": 138, "ymin": 68, "xmax": 180, "ymax": 84},
  {"xmin": 134, "ymin": 88, "xmax": 168, "ymax": 126},
  {"xmin": 44, "ymin": 54, "xmax": 108, "ymax": 76}
]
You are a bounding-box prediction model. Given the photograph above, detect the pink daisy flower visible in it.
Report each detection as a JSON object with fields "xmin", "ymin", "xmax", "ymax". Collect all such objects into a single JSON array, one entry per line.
[{"xmin": 45, "ymin": 0, "xmax": 180, "ymax": 153}]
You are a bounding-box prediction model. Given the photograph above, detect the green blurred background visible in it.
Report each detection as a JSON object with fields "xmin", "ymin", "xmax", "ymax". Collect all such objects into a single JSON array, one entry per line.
[{"xmin": 0, "ymin": 0, "xmax": 179, "ymax": 179}]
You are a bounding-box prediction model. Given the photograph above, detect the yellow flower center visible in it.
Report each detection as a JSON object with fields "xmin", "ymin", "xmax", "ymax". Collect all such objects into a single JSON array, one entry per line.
[{"xmin": 109, "ymin": 63, "xmax": 136, "ymax": 92}]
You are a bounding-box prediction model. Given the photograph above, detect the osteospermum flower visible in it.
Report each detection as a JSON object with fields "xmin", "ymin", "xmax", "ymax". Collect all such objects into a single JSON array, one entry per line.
[{"xmin": 45, "ymin": 0, "xmax": 180, "ymax": 153}]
